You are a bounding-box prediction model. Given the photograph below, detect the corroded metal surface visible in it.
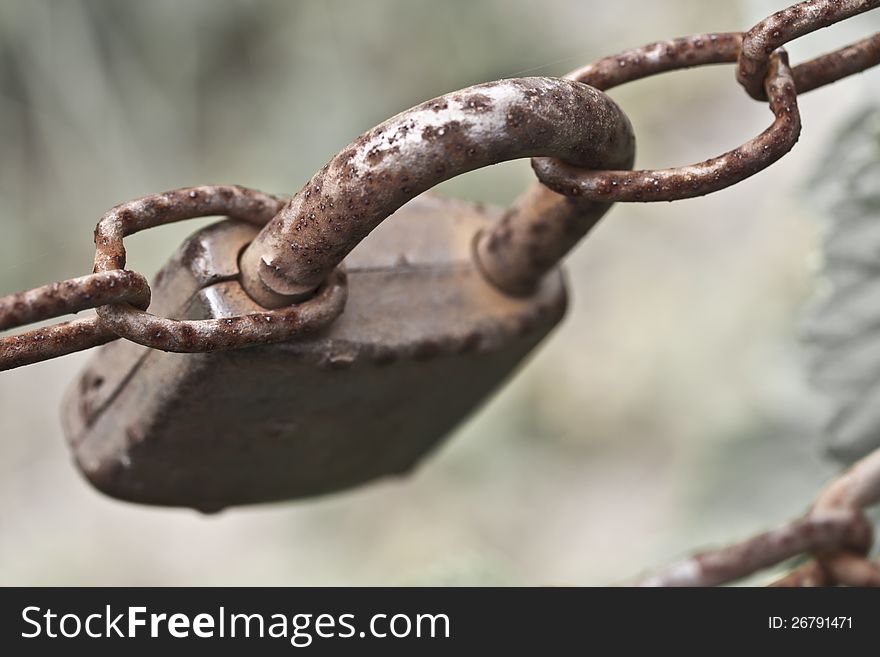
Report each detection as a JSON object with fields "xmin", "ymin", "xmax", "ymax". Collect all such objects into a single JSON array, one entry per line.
[
  {"xmin": 92, "ymin": 185, "xmax": 284, "ymax": 273},
  {"xmin": 737, "ymin": 0, "xmax": 880, "ymax": 100},
  {"xmin": 567, "ymin": 32, "xmax": 744, "ymax": 90},
  {"xmin": 565, "ymin": 28, "xmax": 880, "ymax": 99},
  {"xmin": 791, "ymin": 32, "xmax": 880, "ymax": 94},
  {"xmin": 0, "ymin": 270, "xmax": 150, "ymax": 371},
  {"xmin": 96, "ymin": 270, "xmax": 347, "ymax": 352},
  {"xmin": 638, "ymin": 445, "xmax": 880, "ymax": 587},
  {"xmin": 239, "ymin": 77, "xmax": 635, "ymax": 304},
  {"xmin": 0, "ymin": 270, "xmax": 150, "ymax": 330},
  {"xmin": 477, "ymin": 34, "xmax": 784, "ymax": 293},
  {"xmin": 4, "ymin": 0, "xmax": 880, "ymax": 587},
  {"xmin": 475, "ymin": 182, "xmax": 607, "ymax": 295},
  {"xmin": 2, "ymin": 317, "xmax": 116, "ymax": 372},
  {"xmin": 92, "ymin": 185, "xmax": 347, "ymax": 352},
  {"xmin": 64, "ymin": 196, "xmax": 567, "ymax": 511},
  {"xmin": 531, "ymin": 45, "xmax": 800, "ymax": 202},
  {"xmin": 6, "ymin": 2, "xmax": 880, "ymax": 362}
]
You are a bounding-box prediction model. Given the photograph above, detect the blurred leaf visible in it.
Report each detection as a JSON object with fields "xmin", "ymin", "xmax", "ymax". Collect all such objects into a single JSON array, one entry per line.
[{"xmin": 805, "ymin": 106, "xmax": 880, "ymax": 462}]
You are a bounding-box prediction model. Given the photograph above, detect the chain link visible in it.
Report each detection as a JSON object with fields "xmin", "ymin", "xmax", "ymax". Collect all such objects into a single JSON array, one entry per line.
[
  {"xmin": 532, "ymin": 38, "xmax": 800, "ymax": 202},
  {"xmin": 737, "ymin": 0, "xmax": 880, "ymax": 100},
  {"xmin": 240, "ymin": 77, "xmax": 635, "ymax": 304},
  {"xmin": 91, "ymin": 185, "xmax": 347, "ymax": 352},
  {"xmin": 1, "ymin": 186, "xmax": 348, "ymax": 370},
  {"xmin": 638, "ymin": 444, "xmax": 880, "ymax": 587},
  {"xmin": 0, "ymin": 271, "xmax": 151, "ymax": 370}
]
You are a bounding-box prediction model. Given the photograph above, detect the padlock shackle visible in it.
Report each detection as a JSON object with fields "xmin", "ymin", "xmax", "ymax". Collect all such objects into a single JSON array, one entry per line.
[{"xmin": 239, "ymin": 77, "xmax": 635, "ymax": 307}]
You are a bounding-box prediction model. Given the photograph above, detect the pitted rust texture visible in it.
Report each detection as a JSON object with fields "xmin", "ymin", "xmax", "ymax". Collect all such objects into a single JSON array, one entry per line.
[
  {"xmin": 97, "ymin": 269, "xmax": 347, "ymax": 352},
  {"xmin": 474, "ymin": 184, "xmax": 608, "ymax": 295},
  {"xmin": 789, "ymin": 32, "xmax": 880, "ymax": 93},
  {"xmin": 0, "ymin": 270, "xmax": 150, "ymax": 331},
  {"xmin": 567, "ymin": 32, "xmax": 743, "ymax": 90},
  {"xmin": 532, "ymin": 44, "xmax": 801, "ymax": 203},
  {"xmin": 737, "ymin": 0, "xmax": 880, "ymax": 100},
  {"xmin": 474, "ymin": 34, "xmax": 740, "ymax": 295},
  {"xmin": 1, "ymin": 317, "xmax": 116, "ymax": 371},
  {"xmin": 93, "ymin": 185, "xmax": 285, "ymax": 274},
  {"xmin": 0, "ymin": 270, "xmax": 151, "ymax": 371},
  {"xmin": 239, "ymin": 77, "xmax": 635, "ymax": 305},
  {"xmin": 476, "ymin": 15, "xmax": 880, "ymax": 293},
  {"xmin": 5, "ymin": 1, "xmax": 880, "ymax": 367},
  {"xmin": 92, "ymin": 185, "xmax": 348, "ymax": 352}
]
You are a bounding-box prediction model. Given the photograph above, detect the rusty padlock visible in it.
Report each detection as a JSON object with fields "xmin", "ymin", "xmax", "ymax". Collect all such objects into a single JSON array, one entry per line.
[{"xmin": 62, "ymin": 77, "xmax": 634, "ymax": 512}]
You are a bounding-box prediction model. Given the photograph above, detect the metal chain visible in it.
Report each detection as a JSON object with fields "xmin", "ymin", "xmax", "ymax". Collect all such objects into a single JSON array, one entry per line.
[
  {"xmin": 91, "ymin": 185, "xmax": 348, "ymax": 352},
  {"xmin": 3, "ymin": 0, "xmax": 877, "ymax": 368},
  {"xmin": 737, "ymin": 0, "xmax": 880, "ymax": 99},
  {"xmin": 1, "ymin": 185, "xmax": 348, "ymax": 370},
  {"xmin": 531, "ymin": 38, "xmax": 800, "ymax": 203},
  {"xmin": 1, "ymin": 0, "xmax": 880, "ymax": 585},
  {"xmin": 0, "ymin": 270, "xmax": 151, "ymax": 370},
  {"xmin": 239, "ymin": 77, "xmax": 636, "ymax": 305},
  {"xmin": 637, "ymin": 444, "xmax": 880, "ymax": 587},
  {"xmin": 245, "ymin": 1, "xmax": 880, "ymax": 299}
]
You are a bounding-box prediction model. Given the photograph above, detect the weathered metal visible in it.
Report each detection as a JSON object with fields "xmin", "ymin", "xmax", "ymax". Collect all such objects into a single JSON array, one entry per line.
[
  {"xmin": 637, "ymin": 509, "xmax": 871, "ymax": 587},
  {"xmin": 92, "ymin": 185, "xmax": 284, "ymax": 273},
  {"xmin": 63, "ymin": 196, "xmax": 567, "ymax": 511},
  {"xmin": 737, "ymin": 0, "xmax": 880, "ymax": 100},
  {"xmin": 568, "ymin": 32, "xmax": 744, "ymax": 90},
  {"xmin": 238, "ymin": 77, "xmax": 635, "ymax": 305},
  {"xmin": 5, "ymin": 2, "xmax": 880, "ymax": 364},
  {"xmin": 638, "ymin": 444, "xmax": 880, "ymax": 587},
  {"xmin": 0, "ymin": 270, "xmax": 150, "ymax": 330},
  {"xmin": 91, "ymin": 185, "xmax": 348, "ymax": 352},
  {"xmin": 475, "ymin": 182, "xmax": 610, "ymax": 295},
  {"xmin": 0, "ymin": 270, "xmax": 150, "ymax": 371},
  {"xmin": 2, "ymin": 0, "xmax": 880, "ymax": 587},
  {"xmin": 530, "ymin": 44, "xmax": 800, "ymax": 202},
  {"xmin": 790, "ymin": 32, "xmax": 880, "ymax": 94},
  {"xmin": 2, "ymin": 317, "xmax": 118, "ymax": 372},
  {"xmin": 475, "ymin": 34, "xmax": 797, "ymax": 293}
]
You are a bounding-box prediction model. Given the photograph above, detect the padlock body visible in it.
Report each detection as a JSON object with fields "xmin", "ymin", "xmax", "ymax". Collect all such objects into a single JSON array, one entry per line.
[{"xmin": 62, "ymin": 195, "xmax": 567, "ymax": 511}]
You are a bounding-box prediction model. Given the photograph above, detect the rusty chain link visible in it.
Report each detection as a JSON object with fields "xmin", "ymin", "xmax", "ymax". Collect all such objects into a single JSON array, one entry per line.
[
  {"xmin": 1, "ymin": 0, "xmax": 879, "ymax": 585},
  {"xmin": 238, "ymin": 77, "xmax": 635, "ymax": 305},
  {"xmin": 637, "ymin": 444, "xmax": 880, "ymax": 587},
  {"xmin": 737, "ymin": 0, "xmax": 880, "ymax": 99},
  {"xmin": 91, "ymin": 185, "xmax": 348, "ymax": 352},
  {"xmin": 4, "ymin": 0, "xmax": 877, "ymax": 363},
  {"xmin": 0, "ymin": 270, "xmax": 151, "ymax": 370},
  {"xmin": 245, "ymin": 2, "xmax": 880, "ymax": 299},
  {"xmin": 531, "ymin": 39, "xmax": 801, "ymax": 203},
  {"xmin": 1, "ymin": 185, "xmax": 348, "ymax": 370}
]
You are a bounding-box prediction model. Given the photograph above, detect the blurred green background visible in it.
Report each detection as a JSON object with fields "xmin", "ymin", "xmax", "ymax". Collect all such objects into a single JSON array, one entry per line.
[{"xmin": 1, "ymin": 0, "xmax": 878, "ymax": 585}]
